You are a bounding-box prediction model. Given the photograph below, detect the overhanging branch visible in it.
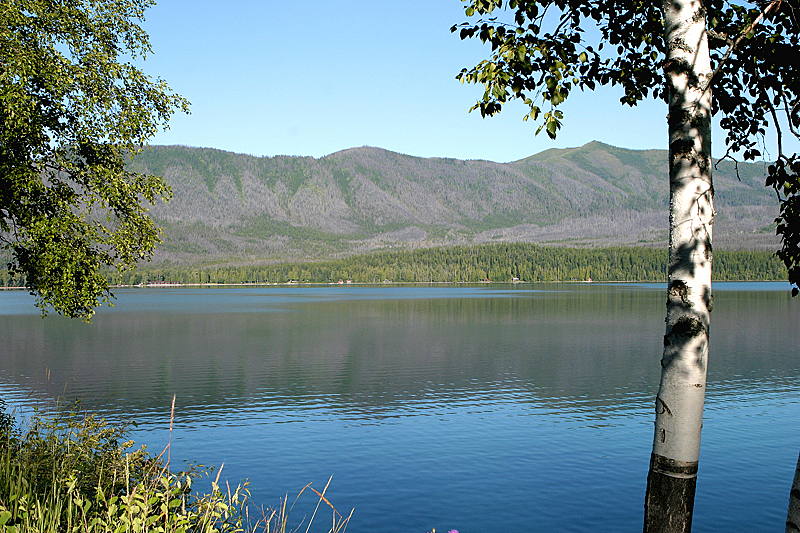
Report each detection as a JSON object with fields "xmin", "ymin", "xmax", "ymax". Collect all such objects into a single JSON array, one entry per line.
[
  {"xmin": 707, "ymin": 0, "xmax": 783, "ymax": 88},
  {"xmin": 783, "ymin": 91, "xmax": 800, "ymax": 141},
  {"xmin": 765, "ymin": 89, "xmax": 786, "ymax": 159}
]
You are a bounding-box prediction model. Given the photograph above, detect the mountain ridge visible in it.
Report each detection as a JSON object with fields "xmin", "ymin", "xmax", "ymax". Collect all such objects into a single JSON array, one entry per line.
[{"xmin": 126, "ymin": 141, "xmax": 779, "ymax": 265}]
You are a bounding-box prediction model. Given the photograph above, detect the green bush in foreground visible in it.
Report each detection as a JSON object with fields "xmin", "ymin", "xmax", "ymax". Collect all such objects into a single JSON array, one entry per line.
[{"xmin": 0, "ymin": 401, "xmax": 351, "ymax": 533}]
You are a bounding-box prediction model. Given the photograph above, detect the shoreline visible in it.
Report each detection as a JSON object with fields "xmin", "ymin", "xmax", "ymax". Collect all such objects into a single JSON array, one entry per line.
[{"xmin": 2, "ymin": 278, "xmax": 792, "ymax": 291}]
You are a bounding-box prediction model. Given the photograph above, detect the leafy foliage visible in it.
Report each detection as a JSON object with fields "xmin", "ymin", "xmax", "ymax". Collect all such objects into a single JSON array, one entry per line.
[
  {"xmin": 0, "ymin": 0, "xmax": 189, "ymax": 320},
  {"xmin": 0, "ymin": 404, "xmax": 247, "ymax": 532},
  {"xmin": 453, "ymin": 0, "xmax": 800, "ymax": 292},
  {"xmin": 767, "ymin": 156, "xmax": 800, "ymax": 295},
  {"xmin": 0, "ymin": 402, "xmax": 352, "ymax": 533},
  {"xmin": 452, "ymin": 0, "xmax": 667, "ymax": 138}
]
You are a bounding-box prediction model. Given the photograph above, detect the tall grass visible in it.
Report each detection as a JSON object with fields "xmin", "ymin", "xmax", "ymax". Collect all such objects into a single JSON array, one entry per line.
[{"xmin": 0, "ymin": 398, "xmax": 351, "ymax": 533}]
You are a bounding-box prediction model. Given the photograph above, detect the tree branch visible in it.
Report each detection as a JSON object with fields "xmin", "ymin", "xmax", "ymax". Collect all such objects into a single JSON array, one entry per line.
[
  {"xmin": 715, "ymin": 147, "xmax": 743, "ymax": 180},
  {"xmin": 707, "ymin": 0, "xmax": 783, "ymax": 88},
  {"xmin": 766, "ymin": 89, "xmax": 785, "ymax": 159},
  {"xmin": 706, "ymin": 29, "xmax": 732, "ymax": 44},
  {"xmin": 782, "ymin": 90, "xmax": 800, "ymax": 141}
]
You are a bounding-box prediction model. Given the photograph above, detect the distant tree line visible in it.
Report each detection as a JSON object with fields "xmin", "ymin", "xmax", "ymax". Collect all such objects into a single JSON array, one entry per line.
[
  {"xmin": 0, "ymin": 244, "xmax": 787, "ymax": 288},
  {"xmin": 24, "ymin": 244, "xmax": 773, "ymax": 287}
]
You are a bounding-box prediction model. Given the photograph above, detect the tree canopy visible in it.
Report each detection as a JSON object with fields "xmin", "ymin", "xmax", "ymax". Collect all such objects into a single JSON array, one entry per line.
[
  {"xmin": 0, "ymin": 0, "xmax": 189, "ymax": 320},
  {"xmin": 452, "ymin": 0, "xmax": 800, "ymax": 292}
]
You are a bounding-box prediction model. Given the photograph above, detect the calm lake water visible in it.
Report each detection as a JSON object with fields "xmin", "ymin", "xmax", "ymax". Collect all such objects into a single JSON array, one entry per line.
[{"xmin": 0, "ymin": 282, "xmax": 798, "ymax": 532}]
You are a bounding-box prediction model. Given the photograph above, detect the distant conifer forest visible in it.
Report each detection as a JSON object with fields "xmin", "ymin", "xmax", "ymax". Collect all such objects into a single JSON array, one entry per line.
[
  {"xmin": 0, "ymin": 243, "xmax": 787, "ymax": 289},
  {"xmin": 91, "ymin": 244, "xmax": 791, "ymax": 286}
]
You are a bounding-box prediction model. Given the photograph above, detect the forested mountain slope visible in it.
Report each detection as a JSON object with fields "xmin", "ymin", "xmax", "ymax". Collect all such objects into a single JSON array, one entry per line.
[{"xmin": 127, "ymin": 141, "xmax": 779, "ymax": 265}]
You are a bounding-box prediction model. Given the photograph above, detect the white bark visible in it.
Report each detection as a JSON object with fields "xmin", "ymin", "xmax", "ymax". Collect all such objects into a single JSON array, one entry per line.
[
  {"xmin": 657, "ymin": 0, "xmax": 714, "ymax": 467},
  {"xmin": 644, "ymin": 0, "xmax": 714, "ymax": 531}
]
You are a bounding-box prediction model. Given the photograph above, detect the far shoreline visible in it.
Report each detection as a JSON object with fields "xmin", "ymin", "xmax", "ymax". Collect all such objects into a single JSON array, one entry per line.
[{"xmin": 2, "ymin": 279, "xmax": 791, "ymax": 293}]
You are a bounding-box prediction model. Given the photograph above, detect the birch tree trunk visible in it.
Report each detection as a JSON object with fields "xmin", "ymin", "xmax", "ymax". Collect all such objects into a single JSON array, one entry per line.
[{"xmin": 643, "ymin": 0, "xmax": 714, "ymax": 531}]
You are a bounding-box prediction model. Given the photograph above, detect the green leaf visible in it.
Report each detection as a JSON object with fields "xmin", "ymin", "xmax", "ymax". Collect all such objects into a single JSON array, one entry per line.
[{"xmin": 546, "ymin": 117, "xmax": 559, "ymax": 138}]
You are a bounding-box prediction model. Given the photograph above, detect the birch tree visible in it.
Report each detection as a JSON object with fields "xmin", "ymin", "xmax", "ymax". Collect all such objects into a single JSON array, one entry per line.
[{"xmin": 452, "ymin": 0, "xmax": 799, "ymax": 531}]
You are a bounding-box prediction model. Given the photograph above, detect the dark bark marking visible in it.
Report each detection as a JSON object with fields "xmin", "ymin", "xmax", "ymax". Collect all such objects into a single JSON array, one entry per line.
[
  {"xmin": 669, "ymin": 140, "xmax": 698, "ymax": 177},
  {"xmin": 703, "ymin": 286, "xmax": 713, "ymax": 312},
  {"xmin": 668, "ymin": 280, "xmax": 691, "ymax": 306},
  {"xmin": 668, "ymin": 39, "xmax": 694, "ymax": 54},
  {"xmin": 704, "ymin": 241, "xmax": 713, "ymax": 260},
  {"xmin": 792, "ymin": 488, "xmax": 800, "ymax": 499},
  {"xmin": 696, "ymin": 150, "xmax": 710, "ymax": 173},
  {"xmin": 668, "ymin": 108, "xmax": 692, "ymax": 130},
  {"xmin": 689, "ymin": 110, "xmax": 708, "ymax": 130},
  {"xmin": 664, "ymin": 57, "xmax": 702, "ymax": 92},
  {"xmin": 667, "ymin": 316, "xmax": 706, "ymax": 339},
  {"xmin": 669, "ymin": 144, "xmax": 710, "ymax": 179},
  {"xmin": 787, "ymin": 520, "xmax": 800, "ymax": 532},
  {"xmin": 670, "ymin": 139, "xmax": 694, "ymax": 158},
  {"xmin": 650, "ymin": 453, "xmax": 699, "ymax": 477},
  {"xmin": 657, "ymin": 396, "xmax": 673, "ymax": 416},
  {"xmin": 692, "ymin": 6, "xmax": 707, "ymax": 23}
]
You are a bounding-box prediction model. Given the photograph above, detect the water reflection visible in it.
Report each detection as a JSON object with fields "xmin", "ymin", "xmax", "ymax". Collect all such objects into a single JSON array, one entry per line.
[
  {"xmin": 1, "ymin": 284, "xmax": 797, "ymax": 420},
  {"xmin": 1, "ymin": 285, "xmax": 666, "ymax": 419}
]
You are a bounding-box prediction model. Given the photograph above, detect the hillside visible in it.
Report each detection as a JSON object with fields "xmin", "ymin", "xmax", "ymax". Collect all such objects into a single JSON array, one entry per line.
[{"xmin": 127, "ymin": 141, "xmax": 780, "ymax": 265}]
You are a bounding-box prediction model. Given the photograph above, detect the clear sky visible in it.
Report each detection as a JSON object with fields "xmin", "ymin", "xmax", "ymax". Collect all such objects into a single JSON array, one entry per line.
[{"xmin": 138, "ymin": 1, "xmax": 788, "ymax": 163}]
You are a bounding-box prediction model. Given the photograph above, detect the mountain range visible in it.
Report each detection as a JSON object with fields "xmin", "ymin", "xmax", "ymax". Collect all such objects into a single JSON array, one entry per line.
[{"xmin": 126, "ymin": 141, "xmax": 781, "ymax": 265}]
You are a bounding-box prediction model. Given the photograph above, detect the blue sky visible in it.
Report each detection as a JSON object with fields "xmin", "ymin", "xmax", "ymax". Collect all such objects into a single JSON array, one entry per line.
[{"xmin": 138, "ymin": 1, "xmax": 786, "ymax": 163}]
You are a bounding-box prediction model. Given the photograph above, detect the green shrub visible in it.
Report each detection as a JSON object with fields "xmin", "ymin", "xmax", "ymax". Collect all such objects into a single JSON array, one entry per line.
[{"xmin": 0, "ymin": 400, "xmax": 351, "ymax": 533}]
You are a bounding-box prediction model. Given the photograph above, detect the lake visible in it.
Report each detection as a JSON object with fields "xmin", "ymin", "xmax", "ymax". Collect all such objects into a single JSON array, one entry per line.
[{"xmin": 0, "ymin": 282, "xmax": 798, "ymax": 532}]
